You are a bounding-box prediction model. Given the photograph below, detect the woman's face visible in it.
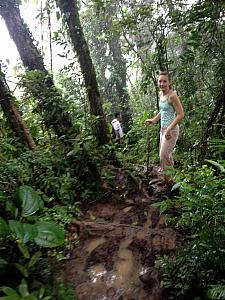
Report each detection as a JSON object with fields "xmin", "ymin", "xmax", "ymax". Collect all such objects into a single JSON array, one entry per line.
[{"xmin": 158, "ymin": 75, "xmax": 170, "ymax": 93}]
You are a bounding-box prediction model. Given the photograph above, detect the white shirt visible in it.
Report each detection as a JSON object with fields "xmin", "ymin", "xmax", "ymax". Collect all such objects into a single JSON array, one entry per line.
[{"xmin": 111, "ymin": 118, "xmax": 124, "ymax": 138}]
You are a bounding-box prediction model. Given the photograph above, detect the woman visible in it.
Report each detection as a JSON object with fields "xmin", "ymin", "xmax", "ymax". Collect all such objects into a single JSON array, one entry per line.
[{"xmin": 145, "ymin": 71, "xmax": 184, "ymax": 184}]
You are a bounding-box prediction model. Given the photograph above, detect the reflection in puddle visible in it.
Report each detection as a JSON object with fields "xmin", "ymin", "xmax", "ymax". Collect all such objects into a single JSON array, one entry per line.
[
  {"xmin": 137, "ymin": 217, "xmax": 152, "ymax": 239},
  {"xmin": 115, "ymin": 239, "xmax": 134, "ymax": 284},
  {"xmin": 87, "ymin": 237, "xmax": 147, "ymax": 298},
  {"xmin": 86, "ymin": 237, "xmax": 106, "ymax": 253},
  {"xmin": 89, "ymin": 264, "xmax": 107, "ymax": 283},
  {"xmin": 120, "ymin": 238, "xmax": 133, "ymax": 249},
  {"xmin": 106, "ymin": 238, "xmax": 137, "ymax": 291},
  {"xmin": 115, "ymin": 250, "xmax": 133, "ymax": 282}
]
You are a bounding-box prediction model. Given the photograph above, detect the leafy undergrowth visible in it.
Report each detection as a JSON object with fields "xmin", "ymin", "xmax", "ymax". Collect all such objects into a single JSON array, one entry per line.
[
  {"xmin": 0, "ymin": 134, "xmax": 105, "ymax": 299},
  {"xmin": 156, "ymin": 164, "xmax": 225, "ymax": 300},
  {"xmin": 0, "ymin": 184, "xmax": 67, "ymax": 300},
  {"xmin": 1, "ymin": 133, "xmax": 225, "ymax": 300}
]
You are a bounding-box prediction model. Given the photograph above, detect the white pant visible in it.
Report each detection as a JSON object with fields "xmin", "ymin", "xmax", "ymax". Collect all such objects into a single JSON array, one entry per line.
[{"xmin": 159, "ymin": 126, "xmax": 179, "ymax": 171}]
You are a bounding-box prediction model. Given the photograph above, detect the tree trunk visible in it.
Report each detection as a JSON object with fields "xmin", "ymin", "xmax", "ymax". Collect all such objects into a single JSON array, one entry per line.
[
  {"xmin": 0, "ymin": 0, "xmax": 73, "ymax": 139},
  {"xmin": 108, "ymin": 33, "xmax": 132, "ymax": 132},
  {"xmin": 0, "ymin": 71, "xmax": 36, "ymax": 150},
  {"xmin": 200, "ymin": 79, "xmax": 225, "ymax": 161},
  {"xmin": 56, "ymin": 0, "xmax": 109, "ymax": 145},
  {"xmin": 85, "ymin": 3, "xmax": 132, "ymax": 132}
]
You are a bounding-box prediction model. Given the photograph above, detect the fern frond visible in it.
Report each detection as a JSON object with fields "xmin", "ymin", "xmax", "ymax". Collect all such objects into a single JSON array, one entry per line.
[{"xmin": 207, "ymin": 284, "xmax": 225, "ymax": 299}]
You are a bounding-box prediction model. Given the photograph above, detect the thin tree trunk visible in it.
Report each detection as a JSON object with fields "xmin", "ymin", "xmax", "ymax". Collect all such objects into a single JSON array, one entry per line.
[
  {"xmin": 200, "ymin": 79, "xmax": 225, "ymax": 161},
  {"xmin": 88, "ymin": 2, "xmax": 132, "ymax": 132},
  {"xmin": 0, "ymin": 0, "xmax": 73, "ymax": 139},
  {"xmin": 108, "ymin": 34, "xmax": 132, "ymax": 132},
  {"xmin": 0, "ymin": 70, "xmax": 36, "ymax": 150},
  {"xmin": 56, "ymin": 0, "xmax": 109, "ymax": 145}
]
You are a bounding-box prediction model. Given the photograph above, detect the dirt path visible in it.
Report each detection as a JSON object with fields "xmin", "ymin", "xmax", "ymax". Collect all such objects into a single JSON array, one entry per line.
[{"xmin": 64, "ymin": 166, "xmax": 180, "ymax": 300}]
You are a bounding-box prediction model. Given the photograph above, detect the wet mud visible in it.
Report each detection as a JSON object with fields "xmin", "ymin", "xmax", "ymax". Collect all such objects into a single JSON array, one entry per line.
[{"xmin": 64, "ymin": 165, "xmax": 180, "ymax": 300}]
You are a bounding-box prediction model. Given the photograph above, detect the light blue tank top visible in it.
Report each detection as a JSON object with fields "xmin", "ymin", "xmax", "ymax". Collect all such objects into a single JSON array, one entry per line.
[{"xmin": 159, "ymin": 96, "xmax": 176, "ymax": 128}]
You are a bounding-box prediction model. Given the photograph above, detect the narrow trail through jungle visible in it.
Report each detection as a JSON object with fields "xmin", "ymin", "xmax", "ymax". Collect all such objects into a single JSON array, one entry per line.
[{"xmin": 63, "ymin": 165, "xmax": 181, "ymax": 300}]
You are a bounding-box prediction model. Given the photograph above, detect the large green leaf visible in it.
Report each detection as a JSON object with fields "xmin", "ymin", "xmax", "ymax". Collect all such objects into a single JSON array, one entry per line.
[
  {"xmin": 0, "ymin": 287, "xmax": 19, "ymax": 299},
  {"xmin": 34, "ymin": 222, "xmax": 65, "ymax": 248},
  {"xmin": 18, "ymin": 279, "xmax": 29, "ymax": 298},
  {"xmin": 9, "ymin": 220, "xmax": 37, "ymax": 243},
  {"xmin": 14, "ymin": 263, "xmax": 28, "ymax": 278},
  {"xmin": 0, "ymin": 218, "xmax": 10, "ymax": 237},
  {"xmin": 15, "ymin": 186, "xmax": 41, "ymax": 217}
]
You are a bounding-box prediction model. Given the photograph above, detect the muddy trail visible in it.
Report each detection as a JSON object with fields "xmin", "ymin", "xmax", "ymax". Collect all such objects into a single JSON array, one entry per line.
[{"xmin": 64, "ymin": 165, "xmax": 181, "ymax": 300}]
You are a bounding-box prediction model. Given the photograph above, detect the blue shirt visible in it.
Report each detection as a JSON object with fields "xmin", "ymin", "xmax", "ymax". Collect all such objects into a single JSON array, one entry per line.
[{"xmin": 159, "ymin": 97, "xmax": 176, "ymax": 128}]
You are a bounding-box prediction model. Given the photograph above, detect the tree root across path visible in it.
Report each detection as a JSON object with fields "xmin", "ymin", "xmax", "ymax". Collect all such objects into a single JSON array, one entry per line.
[{"xmin": 62, "ymin": 165, "xmax": 180, "ymax": 300}]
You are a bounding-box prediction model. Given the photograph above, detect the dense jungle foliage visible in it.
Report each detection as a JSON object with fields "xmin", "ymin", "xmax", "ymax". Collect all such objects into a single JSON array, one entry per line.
[{"xmin": 0, "ymin": 0, "xmax": 224, "ymax": 299}]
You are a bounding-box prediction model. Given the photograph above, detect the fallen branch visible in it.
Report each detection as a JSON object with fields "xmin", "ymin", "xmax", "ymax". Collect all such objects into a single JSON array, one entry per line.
[{"xmin": 70, "ymin": 220, "xmax": 142, "ymax": 238}]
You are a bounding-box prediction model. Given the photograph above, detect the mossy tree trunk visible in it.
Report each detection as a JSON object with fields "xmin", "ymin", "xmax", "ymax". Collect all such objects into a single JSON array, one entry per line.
[
  {"xmin": 0, "ymin": 70, "xmax": 36, "ymax": 150},
  {"xmin": 56, "ymin": 0, "xmax": 109, "ymax": 145},
  {"xmin": 0, "ymin": 0, "xmax": 73, "ymax": 139}
]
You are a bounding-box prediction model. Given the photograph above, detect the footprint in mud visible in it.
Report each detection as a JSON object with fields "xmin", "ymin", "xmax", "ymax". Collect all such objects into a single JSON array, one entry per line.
[{"xmin": 86, "ymin": 237, "xmax": 139, "ymax": 299}]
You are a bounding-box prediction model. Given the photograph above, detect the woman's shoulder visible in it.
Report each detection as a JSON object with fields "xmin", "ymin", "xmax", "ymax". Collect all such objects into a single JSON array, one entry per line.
[{"xmin": 168, "ymin": 90, "xmax": 179, "ymax": 102}]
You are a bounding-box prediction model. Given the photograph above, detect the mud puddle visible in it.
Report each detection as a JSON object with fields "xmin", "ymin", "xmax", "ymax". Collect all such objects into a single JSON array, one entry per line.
[{"xmin": 64, "ymin": 165, "xmax": 179, "ymax": 300}]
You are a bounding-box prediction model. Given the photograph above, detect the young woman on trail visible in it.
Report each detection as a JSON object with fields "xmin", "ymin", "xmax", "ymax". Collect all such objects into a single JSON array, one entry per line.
[{"xmin": 145, "ymin": 71, "xmax": 184, "ymax": 185}]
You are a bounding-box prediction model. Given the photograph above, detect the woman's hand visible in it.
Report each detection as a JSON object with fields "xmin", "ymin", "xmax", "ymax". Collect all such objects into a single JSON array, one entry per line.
[
  {"xmin": 165, "ymin": 128, "xmax": 172, "ymax": 140},
  {"xmin": 145, "ymin": 113, "xmax": 161, "ymax": 125},
  {"xmin": 145, "ymin": 118, "xmax": 154, "ymax": 125}
]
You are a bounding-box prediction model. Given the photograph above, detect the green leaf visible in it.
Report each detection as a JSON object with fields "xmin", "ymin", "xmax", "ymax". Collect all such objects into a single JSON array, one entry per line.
[
  {"xmin": 15, "ymin": 186, "xmax": 41, "ymax": 217},
  {"xmin": 28, "ymin": 251, "xmax": 42, "ymax": 268},
  {"xmin": 38, "ymin": 287, "xmax": 45, "ymax": 299},
  {"xmin": 0, "ymin": 286, "xmax": 19, "ymax": 296},
  {"xmin": 151, "ymin": 202, "xmax": 161, "ymax": 208},
  {"xmin": 34, "ymin": 222, "xmax": 65, "ymax": 248},
  {"xmin": 18, "ymin": 279, "xmax": 29, "ymax": 297},
  {"xmin": 0, "ymin": 218, "xmax": 10, "ymax": 237},
  {"xmin": 171, "ymin": 182, "xmax": 180, "ymax": 191},
  {"xmin": 159, "ymin": 201, "xmax": 168, "ymax": 215},
  {"xmin": 9, "ymin": 220, "xmax": 37, "ymax": 243},
  {"xmin": 14, "ymin": 263, "xmax": 29, "ymax": 277},
  {"xmin": 18, "ymin": 243, "xmax": 30, "ymax": 259},
  {"xmin": 205, "ymin": 159, "xmax": 225, "ymax": 173}
]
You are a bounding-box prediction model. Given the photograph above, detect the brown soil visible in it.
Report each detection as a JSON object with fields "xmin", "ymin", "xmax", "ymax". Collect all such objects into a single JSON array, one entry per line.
[{"xmin": 63, "ymin": 165, "xmax": 180, "ymax": 300}]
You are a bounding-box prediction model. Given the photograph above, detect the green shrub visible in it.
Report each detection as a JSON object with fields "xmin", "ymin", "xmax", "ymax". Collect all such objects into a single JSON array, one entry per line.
[{"xmin": 156, "ymin": 164, "xmax": 225, "ymax": 299}]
